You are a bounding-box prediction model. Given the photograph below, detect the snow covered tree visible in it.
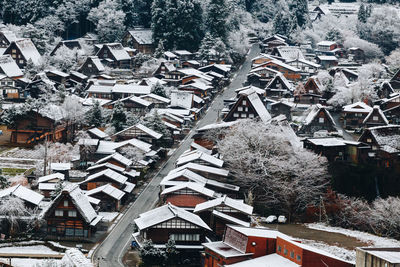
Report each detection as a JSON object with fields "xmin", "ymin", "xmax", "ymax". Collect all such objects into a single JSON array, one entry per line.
[
  {"xmin": 206, "ymin": 0, "xmax": 229, "ymax": 42},
  {"xmin": 358, "ymin": 3, "xmax": 367, "ymax": 23},
  {"xmin": 385, "ymin": 48, "xmax": 400, "ymax": 72},
  {"xmin": 119, "ymin": 146, "xmax": 144, "ymax": 166},
  {"xmin": 88, "ymin": 0, "xmax": 126, "ymax": 42},
  {"xmin": 48, "ymin": 46, "xmax": 79, "ymax": 72},
  {"xmin": 0, "ymin": 174, "xmax": 10, "ymax": 189},
  {"xmin": 273, "ymin": 11, "xmax": 295, "ymax": 37},
  {"xmin": 144, "ymin": 113, "xmax": 172, "ymax": 147},
  {"xmin": 198, "ymin": 33, "xmax": 215, "ymax": 61},
  {"xmin": 152, "ymin": 82, "xmax": 167, "ymax": 98},
  {"xmin": 111, "ymin": 102, "xmax": 127, "ymax": 132},
  {"xmin": 165, "ymin": 238, "xmax": 179, "ymax": 265},
  {"xmin": 0, "ymin": 197, "xmax": 31, "ymax": 237},
  {"xmin": 125, "ymin": 112, "xmax": 141, "ymax": 127},
  {"xmin": 121, "ymin": 0, "xmax": 152, "ymax": 27},
  {"xmin": 218, "ymin": 120, "xmax": 329, "ymax": 221},
  {"xmin": 371, "ymin": 197, "xmax": 400, "ymax": 239},
  {"xmin": 61, "ymin": 96, "xmax": 85, "ymax": 142},
  {"xmin": 325, "ymin": 28, "xmax": 343, "ymax": 43},
  {"xmin": 86, "ymin": 101, "xmax": 103, "ymax": 127},
  {"xmin": 151, "ymin": 0, "xmax": 168, "ymax": 48},
  {"xmin": 289, "ymin": 0, "xmax": 309, "ymax": 28},
  {"xmin": 343, "ymin": 37, "xmax": 383, "ymax": 61},
  {"xmin": 139, "ymin": 239, "xmax": 166, "ymax": 266}
]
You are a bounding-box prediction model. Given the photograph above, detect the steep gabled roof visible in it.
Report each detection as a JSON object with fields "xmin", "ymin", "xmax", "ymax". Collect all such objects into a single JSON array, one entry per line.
[
  {"xmin": 38, "ymin": 173, "xmax": 65, "ymax": 184},
  {"xmin": 113, "ymin": 123, "xmax": 162, "ymax": 140},
  {"xmin": 128, "ymin": 29, "xmax": 153, "ymax": 45},
  {"xmin": 95, "ymin": 153, "xmax": 133, "ymax": 167},
  {"xmin": 0, "ymin": 184, "xmax": 43, "ymax": 206},
  {"xmin": 13, "ymin": 38, "xmax": 41, "ymax": 65},
  {"xmin": 177, "ymin": 150, "xmax": 224, "ymax": 168},
  {"xmin": 82, "ymin": 168, "xmax": 128, "ymax": 185},
  {"xmin": 0, "ymin": 55, "xmax": 23, "ymax": 77},
  {"xmin": 363, "ymin": 105, "xmax": 389, "ymax": 125},
  {"xmin": 303, "ymin": 104, "xmax": 336, "ymax": 126},
  {"xmin": 161, "ymin": 182, "xmax": 217, "ymax": 198},
  {"xmin": 343, "ymin": 101, "xmax": 372, "ymax": 113}
]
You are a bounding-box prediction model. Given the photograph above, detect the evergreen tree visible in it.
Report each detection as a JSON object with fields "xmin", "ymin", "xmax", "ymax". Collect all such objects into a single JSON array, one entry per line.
[
  {"xmin": 289, "ymin": 0, "xmax": 309, "ymax": 28},
  {"xmin": 86, "ymin": 101, "xmax": 103, "ymax": 127},
  {"xmin": 151, "ymin": 0, "xmax": 168, "ymax": 48},
  {"xmin": 165, "ymin": 238, "xmax": 179, "ymax": 265},
  {"xmin": 358, "ymin": 3, "xmax": 367, "ymax": 23},
  {"xmin": 144, "ymin": 113, "xmax": 172, "ymax": 147},
  {"xmin": 139, "ymin": 239, "xmax": 166, "ymax": 266},
  {"xmin": 111, "ymin": 102, "xmax": 127, "ymax": 132},
  {"xmin": 0, "ymin": 174, "xmax": 10, "ymax": 189},
  {"xmin": 198, "ymin": 33, "xmax": 215, "ymax": 61},
  {"xmin": 325, "ymin": 28, "xmax": 343, "ymax": 43},
  {"xmin": 152, "ymin": 82, "xmax": 167, "ymax": 97},
  {"xmin": 206, "ymin": 0, "xmax": 229, "ymax": 42},
  {"xmin": 273, "ymin": 11, "xmax": 295, "ymax": 37},
  {"xmin": 122, "ymin": 0, "xmax": 153, "ymax": 27}
]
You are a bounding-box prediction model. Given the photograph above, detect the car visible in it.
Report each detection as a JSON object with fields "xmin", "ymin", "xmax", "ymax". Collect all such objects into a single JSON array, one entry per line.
[
  {"xmin": 263, "ymin": 215, "xmax": 277, "ymax": 223},
  {"xmin": 278, "ymin": 215, "xmax": 287, "ymax": 224}
]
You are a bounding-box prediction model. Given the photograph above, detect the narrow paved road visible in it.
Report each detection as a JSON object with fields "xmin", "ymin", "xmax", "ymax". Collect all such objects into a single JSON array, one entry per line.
[{"xmin": 92, "ymin": 44, "xmax": 260, "ymax": 267}]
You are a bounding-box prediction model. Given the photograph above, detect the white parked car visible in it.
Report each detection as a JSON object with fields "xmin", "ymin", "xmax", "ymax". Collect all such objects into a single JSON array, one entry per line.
[
  {"xmin": 278, "ymin": 215, "xmax": 287, "ymax": 224},
  {"xmin": 264, "ymin": 215, "xmax": 277, "ymax": 223}
]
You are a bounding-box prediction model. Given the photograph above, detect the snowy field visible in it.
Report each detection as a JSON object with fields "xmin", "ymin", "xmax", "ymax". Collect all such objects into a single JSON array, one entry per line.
[
  {"xmin": 0, "ymin": 258, "xmax": 62, "ymax": 267},
  {"xmin": 0, "ymin": 245, "xmax": 63, "ymax": 255},
  {"xmin": 303, "ymin": 223, "xmax": 400, "ymax": 262}
]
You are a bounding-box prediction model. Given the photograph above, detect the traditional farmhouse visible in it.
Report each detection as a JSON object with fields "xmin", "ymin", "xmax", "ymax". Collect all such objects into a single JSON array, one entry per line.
[
  {"xmin": 43, "ymin": 184, "xmax": 102, "ymax": 239},
  {"xmin": 298, "ymin": 104, "xmax": 336, "ymax": 135},
  {"xmin": 0, "ymin": 30, "xmax": 17, "ymax": 48},
  {"xmin": 3, "ymin": 38, "xmax": 41, "ymax": 68},
  {"xmin": 78, "ymin": 56, "xmax": 105, "ymax": 77},
  {"xmin": 122, "ymin": 29, "xmax": 154, "ymax": 54},
  {"xmin": 96, "ymin": 43, "xmax": 131, "ymax": 69},
  {"xmin": 362, "ymin": 105, "xmax": 389, "ymax": 128},
  {"xmin": 342, "ymin": 102, "xmax": 373, "ymax": 129}
]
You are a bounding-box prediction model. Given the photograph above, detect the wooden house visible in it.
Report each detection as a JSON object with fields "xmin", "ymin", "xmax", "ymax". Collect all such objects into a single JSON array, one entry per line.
[
  {"xmin": 140, "ymin": 93, "xmax": 170, "ymax": 108},
  {"xmin": 95, "ymin": 153, "xmax": 133, "ymax": 170},
  {"xmin": 174, "ymin": 50, "xmax": 193, "ymax": 62},
  {"xmin": 171, "ymin": 163, "xmax": 229, "ymax": 181},
  {"xmin": 50, "ymin": 40, "xmax": 82, "ymax": 56},
  {"xmin": 389, "ymin": 69, "xmax": 400, "ymax": 91},
  {"xmin": 199, "ymin": 64, "xmax": 231, "ymax": 78},
  {"xmin": 362, "ymin": 105, "xmax": 389, "ymax": 128},
  {"xmin": 286, "ymin": 58, "xmax": 321, "ymax": 77},
  {"xmin": 43, "ymin": 184, "xmax": 102, "ymax": 239},
  {"xmin": 247, "ymin": 66, "xmax": 279, "ymax": 88},
  {"xmin": 259, "ymin": 60, "xmax": 301, "ymax": 81},
  {"xmin": 384, "ymin": 104, "xmax": 400, "ymax": 125},
  {"xmin": 96, "ymin": 43, "xmax": 131, "ymax": 69},
  {"xmin": 348, "ymin": 47, "xmax": 365, "ymax": 63},
  {"xmin": 78, "ymin": 56, "xmax": 105, "ymax": 77},
  {"xmin": 111, "ymin": 84, "xmax": 151, "ymax": 100},
  {"xmin": 160, "ymin": 182, "xmax": 218, "ymax": 209},
  {"xmin": 0, "ymin": 75, "xmax": 20, "ymax": 99},
  {"xmin": 107, "ymin": 96, "xmax": 153, "ymax": 114},
  {"xmin": 316, "ymin": 41, "xmax": 338, "ymax": 52},
  {"xmin": 356, "ymin": 247, "xmax": 400, "ymax": 267},
  {"xmin": 341, "ymin": 102, "xmax": 373, "ymax": 129},
  {"xmin": 3, "ymin": 38, "xmax": 41, "ymax": 68},
  {"xmin": 316, "ymin": 55, "xmax": 338, "ymax": 69},
  {"xmin": 112, "ymin": 123, "xmax": 162, "ymax": 144},
  {"xmin": 275, "ymin": 237, "xmax": 354, "ymax": 267},
  {"xmin": 9, "ymin": 104, "xmax": 67, "ymax": 144},
  {"xmin": 122, "ymin": 29, "xmax": 154, "ymax": 55},
  {"xmin": 358, "ymin": 125, "xmax": 400, "ymax": 170},
  {"xmin": 224, "ymin": 90, "xmax": 271, "ymax": 123},
  {"xmin": 298, "ymin": 104, "xmax": 336, "ymax": 135},
  {"xmin": 0, "ymin": 31, "xmax": 17, "ymax": 48},
  {"xmin": 88, "ymin": 128, "xmax": 109, "ymax": 140},
  {"xmin": 45, "ymin": 70, "xmax": 70, "ymax": 85},
  {"xmin": 179, "ymin": 80, "xmax": 212, "ymax": 98},
  {"xmin": 38, "ymin": 173, "xmax": 65, "ymax": 198},
  {"xmin": 261, "ymin": 34, "xmax": 289, "ymax": 52},
  {"xmin": 182, "ymin": 60, "xmax": 201, "ymax": 69},
  {"xmin": 86, "ymin": 162, "xmax": 139, "ymax": 182},
  {"xmin": 176, "ymin": 150, "xmax": 223, "ymax": 168},
  {"xmin": 251, "ymin": 53, "xmax": 276, "ymax": 67},
  {"xmin": 85, "ymin": 184, "xmax": 125, "ymax": 211},
  {"xmin": 294, "ymin": 77, "xmax": 324, "ymax": 104},
  {"xmin": 133, "ymin": 203, "xmax": 211, "ymax": 250},
  {"xmin": 203, "ymin": 225, "xmax": 289, "ymax": 267},
  {"xmin": 265, "ymin": 73, "xmax": 293, "ymax": 99},
  {"xmin": 271, "ymin": 46, "xmax": 305, "ymax": 62},
  {"xmin": 194, "ymin": 196, "xmax": 253, "ymax": 237}
]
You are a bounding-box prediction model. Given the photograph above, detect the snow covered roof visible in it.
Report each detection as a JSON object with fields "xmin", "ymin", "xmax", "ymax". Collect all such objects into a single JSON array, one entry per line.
[
  {"xmin": 363, "ymin": 105, "xmax": 389, "ymax": 125},
  {"xmin": 225, "ymin": 253, "xmax": 300, "ymax": 267},
  {"xmin": 83, "ymin": 168, "xmax": 128, "ymax": 185},
  {"xmin": 51, "ymin": 162, "xmax": 71, "ymax": 171},
  {"xmin": 38, "ymin": 183, "xmax": 57, "ymax": 191},
  {"xmin": 62, "ymin": 184, "xmax": 100, "ymax": 224},
  {"xmin": 176, "ymin": 150, "xmax": 224, "ymax": 168},
  {"xmin": 116, "ymin": 138, "xmax": 153, "ymax": 153},
  {"xmin": 141, "ymin": 93, "xmax": 170, "ymax": 104},
  {"xmin": 170, "ymin": 90, "xmax": 193, "ymax": 109},
  {"xmin": 190, "ymin": 142, "xmax": 212, "ymax": 155},
  {"xmin": 134, "ymin": 203, "xmax": 211, "ymax": 230},
  {"xmin": 212, "ymin": 210, "xmax": 250, "ymax": 227},
  {"xmin": 343, "ymin": 101, "xmax": 372, "ymax": 113},
  {"xmin": 197, "ymin": 121, "xmax": 240, "ymax": 132},
  {"xmin": 171, "ymin": 162, "xmax": 229, "ymax": 177},
  {"xmin": 38, "ymin": 173, "xmax": 65, "ymax": 184},
  {"xmin": 0, "ymin": 55, "xmax": 23, "ymax": 77},
  {"xmin": 0, "ymin": 30, "xmax": 17, "ymax": 43},
  {"xmin": 96, "ymin": 153, "xmax": 133, "ymax": 167},
  {"xmin": 161, "ymin": 182, "xmax": 216, "ymax": 198},
  {"xmin": 112, "ymin": 84, "xmax": 151, "ymax": 95},
  {"xmin": 247, "ymin": 92, "xmax": 272, "ymax": 122},
  {"xmin": 174, "ymin": 50, "xmax": 192, "ymax": 56},
  {"xmin": 62, "ymin": 248, "xmax": 93, "ymax": 267},
  {"xmin": 317, "ymin": 41, "xmax": 337, "ymax": 47},
  {"xmin": 228, "ymin": 225, "xmax": 292, "ymax": 239},
  {"xmin": 88, "ymin": 128, "xmax": 109, "ymax": 139},
  {"xmin": 266, "ymin": 73, "xmax": 293, "ymax": 91},
  {"xmin": 102, "ymin": 43, "xmax": 131, "ymax": 61},
  {"xmin": 303, "ymin": 104, "xmax": 336, "ymax": 126},
  {"xmin": 317, "ymin": 55, "xmax": 338, "ymax": 61},
  {"xmin": 128, "ymin": 29, "xmax": 153, "ymax": 45},
  {"xmin": 13, "ymin": 38, "xmax": 41, "ymax": 65},
  {"xmin": 0, "ymin": 185, "xmax": 44, "ymax": 206},
  {"xmin": 88, "ymin": 56, "xmax": 105, "ymax": 72},
  {"xmin": 78, "ymin": 138, "xmax": 100, "ymax": 147},
  {"xmin": 202, "ymin": 241, "xmax": 253, "ymax": 258},
  {"xmin": 87, "ymin": 162, "xmax": 125, "ymax": 173},
  {"xmin": 164, "ymin": 51, "xmax": 177, "ymax": 58},
  {"xmin": 275, "ymin": 46, "xmax": 305, "ymax": 61},
  {"xmin": 306, "ymin": 138, "xmax": 346, "ymax": 147},
  {"xmin": 366, "ymin": 125, "xmax": 400, "ymax": 153},
  {"xmin": 235, "ymin": 85, "xmax": 265, "ymax": 96},
  {"xmin": 82, "ymin": 97, "xmax": 112, "ymax": 107},
  {"xmin": 39, "ymin": 104, "xmax": 66, "ymax": 122},
  {"xmin": 194, "ymin": 195, "xmax": 253, "ymax": 215},
  {"xmin": 70, "ymin": 71, "xmax": 88, "ymax": 80},
  {"xmin": 114, "ymin": 123, "xmax": 162, "ymax": 139},
  {"xmin": 358, "ymin": 248, "xmax": 400, "ymax": 264},
  {"xmin": 86, "ymin": 183, "xmax": 125, "ymax": 200}
]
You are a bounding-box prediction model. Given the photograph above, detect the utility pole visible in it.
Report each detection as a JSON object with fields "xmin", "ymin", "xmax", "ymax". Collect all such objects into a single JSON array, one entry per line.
[{"xmin": 43, "ymin": 135, "xmax": 48, "ymax": 176}]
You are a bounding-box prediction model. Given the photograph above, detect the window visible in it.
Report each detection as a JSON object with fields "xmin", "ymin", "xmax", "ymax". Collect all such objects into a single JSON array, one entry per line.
[
  {"xmin": 245, "ymin": 107, "xmax": 248, "ymax": 112},
  {"xmin": 64, "ymin": 200, "xmax": 68, "ymax": 207},
  {"xmin": 297, "ymin": 255, "xmax": 301, "ymax": 261},
  {"xmin": 284, "ymin": 248, "xmax": 288, "ymax": 255},
  {"xmin": 366, "ymin": 138, "xmax": 372, "ymax": 143},
  {"xmin": 319, "ymin": 117, "xmax": 324, "ymax": 123},
  {"xmin": 238, "ymin": 106, "xmax": 243, "ymax": 112},
  {"xmin": 278, "ymin": 246, "xmax": 281, "ymax": 252},
  {"xmin": 249, "ymin": 114, "xmax": 255, "ymax": 118},
  {"xmin": 241, "ymin": 113, "xmax": 247, "ymax": 118},
  {"xmin": 290, "ymin": 251, "xmax": 294, "ymax": 258},
  {"xmin": 170, "ymin": 234, "xmax": 200, "ymax": 241},
  {"xmin": 373, "ymin": 116, "xmax": 378, "ymax": 121},
  {"xmin": 233, "ymin": 113, "xmax": 239, "ymax": 118},
  {"xmin": 242, "ymin": 100, "xmax": 247, "ymax": 105},
  {"xmin": 68, "ymin": 210, "xmax": 77, "ymax": 217},
  {"xmin": 55, "ymin": 210, "xmax": 63, "ymax": 216}
]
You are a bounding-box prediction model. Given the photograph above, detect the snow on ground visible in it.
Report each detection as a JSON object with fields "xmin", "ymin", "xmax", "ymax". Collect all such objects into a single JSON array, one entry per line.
[
  {"xmin": 300, "ymin": 239, "xmax": 356, "ymax": 262},
  {"xmin": 307, "ymin": 223, "xmax": 400, "ymax": 247},
  {"xmin": 99, "ymin": 211, "xmax": 120, "ymax": 222},
  {"xmin": 0, "ymin": 245, "xmax": 62, "ymax": 255},
  {"xmin": 0, "ymin": 258, "xmax": 62, "ymax": 267}
]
